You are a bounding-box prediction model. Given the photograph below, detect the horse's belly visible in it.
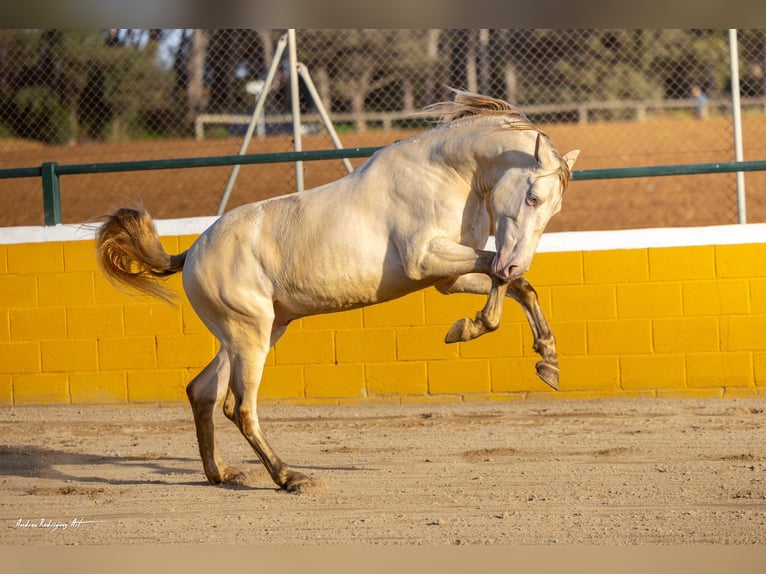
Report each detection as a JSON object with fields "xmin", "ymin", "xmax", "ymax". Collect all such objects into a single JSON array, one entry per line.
[{"xmin": 276, "ymin": 261, "xmax": 424, "ymax": 319}]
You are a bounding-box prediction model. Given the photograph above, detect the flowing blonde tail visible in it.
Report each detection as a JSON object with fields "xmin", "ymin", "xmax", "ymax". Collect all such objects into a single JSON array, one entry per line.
[{"xmin": 96, "ymin": 208, "xmax": 187, "ymax": 303}]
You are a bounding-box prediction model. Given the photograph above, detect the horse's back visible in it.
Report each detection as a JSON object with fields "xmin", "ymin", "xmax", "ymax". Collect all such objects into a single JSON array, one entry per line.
[
  {"xmin": 182, "ymin": 128, "xmax": 482, "ymax": 320},
  {"xmin": 183, "ymin": 176, "xmax": 411, "ymax": 317}
]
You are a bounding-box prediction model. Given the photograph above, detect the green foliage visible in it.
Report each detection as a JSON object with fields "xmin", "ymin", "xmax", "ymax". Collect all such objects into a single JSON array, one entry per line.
[
  {"xmin": 1, "ymin": 29, "xmax": 761, "ymax": 143},
  {"xmin": 0, "ymin": 29, "xmax": 174, "ymax": 144},
  {"xmin": 297, "ymin": 29, "xmax": 442, "ymax": 112},
  {"xmin": 511, "ymin": 30, "xmax": 730, "ymax": 109}
]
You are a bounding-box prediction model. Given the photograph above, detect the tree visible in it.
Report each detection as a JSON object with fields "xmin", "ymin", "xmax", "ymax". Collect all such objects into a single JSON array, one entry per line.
[
  {"xmin": 186, "ymin": 29, "xmax": 209, "ymax": 123},
  {"xmin": 297, "ymin": 29, "xmax": 441, "ymax": 131},
  {"xmin": 490, "ymin": 29, "xmax": 735, "ymax": 121},
  {"xmin": 0, "ymin": 29, "xmax": 174, "ymax": 143},
  {"xmin": 206, "ymin": 29, "xmax": 267, "ymax": 114},
  {"xmin": 738, "ymin": 30, "xmax": 766, "ymax": 97}
]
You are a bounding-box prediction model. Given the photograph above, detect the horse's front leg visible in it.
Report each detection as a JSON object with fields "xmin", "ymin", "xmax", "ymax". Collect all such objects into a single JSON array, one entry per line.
[
  {"xmin": 507, "ymin": 277, "xmax": 559, "ymax": 390},
  {"xmin": 407, "ymin": 238, "xmax": 506, "ymax": 343},
  {"xmin": 444, "ymin": 277, "xmax": 509, "ymax": 343},
  {"xmin": 436, "ymin": 273, "xmax": 559, "ymax": 390}
]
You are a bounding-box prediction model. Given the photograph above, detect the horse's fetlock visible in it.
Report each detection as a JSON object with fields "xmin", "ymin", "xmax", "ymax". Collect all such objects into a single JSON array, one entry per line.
[
  {"xmin": 476, "ymin": 311, "xmax": 500, "ymax": 332},
  {"xmin": 533, "ymin": 335, "xmax": 556, "ymax": 356}
]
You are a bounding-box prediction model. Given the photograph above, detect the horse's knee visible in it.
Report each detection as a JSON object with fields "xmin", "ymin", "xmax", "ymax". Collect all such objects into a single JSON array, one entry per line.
[{"xmin": 434, "ymin": 279, "xmax": 455, "ymax": 295}]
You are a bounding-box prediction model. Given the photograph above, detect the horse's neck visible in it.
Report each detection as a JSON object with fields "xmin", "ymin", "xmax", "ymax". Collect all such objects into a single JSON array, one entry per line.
[{"xmin": 435, "ymin": 122, "xmax": 535, "ymax": 198}]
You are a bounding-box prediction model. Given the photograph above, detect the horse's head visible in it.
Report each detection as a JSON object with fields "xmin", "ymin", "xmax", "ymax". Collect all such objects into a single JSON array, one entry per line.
[{"xmin": 490, "ymin": 132, "xmax": 579, "ymax": 281}]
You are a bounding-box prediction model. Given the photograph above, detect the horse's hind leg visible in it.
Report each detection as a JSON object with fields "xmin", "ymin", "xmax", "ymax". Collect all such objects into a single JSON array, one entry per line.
[
  {"xmin": 186, "ymin": 349, "xmax": 244, "ymax": 484},
  {"xmin": 507, "ymin": 277, "xmax": 559, "ymax": 390},
  {"xmin": 226, "ymin": 319, "xmax": 313, "ymax": 493}
]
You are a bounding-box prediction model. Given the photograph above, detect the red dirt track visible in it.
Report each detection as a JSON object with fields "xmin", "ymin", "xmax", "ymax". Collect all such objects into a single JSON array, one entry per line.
[{"xmin": 1, "ymin": 117, "xmax": 765, "ymax": 230}]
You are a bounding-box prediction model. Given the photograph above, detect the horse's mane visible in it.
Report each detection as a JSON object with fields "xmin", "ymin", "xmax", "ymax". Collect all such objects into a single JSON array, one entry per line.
[
  {"xmin": 423, "ymin": 89, "xmax": 539, "ymax": 133},
  {"xmin": 422, "ymin": 89, "xmax": 572, "ymax": 190}
]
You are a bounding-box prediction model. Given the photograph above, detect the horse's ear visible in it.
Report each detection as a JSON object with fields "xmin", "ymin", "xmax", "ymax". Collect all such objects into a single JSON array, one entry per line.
[
  {"xmin": 534, "ymin": 132, "xmax": 542, "ymax": 163},
  {"xmin": 563, "ymin": 149, "xmax": 580, "ymax": 171},
  {"xmin": 534, "ymin": 132, "xmax": 555, "ymax": 168}
]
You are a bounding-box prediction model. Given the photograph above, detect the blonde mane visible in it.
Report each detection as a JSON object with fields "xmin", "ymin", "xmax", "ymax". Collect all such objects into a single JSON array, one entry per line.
[
  {"xmin": 424, "ymin": 89, "xmax": 571, "ymax": 190},
  {"xmin": 424, "ymin": 89, "xmax": 540, "ymax": 133}
]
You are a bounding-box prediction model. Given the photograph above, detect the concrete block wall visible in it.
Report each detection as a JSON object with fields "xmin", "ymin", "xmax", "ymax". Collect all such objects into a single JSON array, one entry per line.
[{"xmin": 1, "ymin": 221, "xmax": 765, "ymax": 405}]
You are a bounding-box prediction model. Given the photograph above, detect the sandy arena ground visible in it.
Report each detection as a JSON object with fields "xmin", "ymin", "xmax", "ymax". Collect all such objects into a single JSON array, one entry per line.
[{"xmin": 2, "ymin": 397, "xmax": 765, "ymax": 545}]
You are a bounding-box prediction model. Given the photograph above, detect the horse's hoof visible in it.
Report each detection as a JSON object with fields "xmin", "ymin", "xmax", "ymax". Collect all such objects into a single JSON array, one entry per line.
[
  {"xmin": 207, "ymin": 466, "xmax": 245, "ymax": 485},
  {"xmin": 445, "ymin": 313, "xmax": 497, "ymax": 343},
  {"xmin": 535, "ymin": 361, "xmax": 559, "ymax": 390},
  {"xmin": 283, "ymin": 471, "xmax": 314, "ymax": 494},
  {"xmin": 445, "ymin": 318, "xmax": 472, "ymax": 343}
]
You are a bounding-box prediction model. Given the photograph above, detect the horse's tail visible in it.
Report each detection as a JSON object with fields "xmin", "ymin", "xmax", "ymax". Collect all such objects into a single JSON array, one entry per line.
[{"xmin": 96, "ymin": 207, "xmax": 187, "ymax": 303}]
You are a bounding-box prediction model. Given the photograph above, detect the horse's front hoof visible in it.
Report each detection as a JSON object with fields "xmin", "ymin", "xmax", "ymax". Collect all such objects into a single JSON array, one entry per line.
[
  {"xmin": 535, "ymin": 360, "xmax": 559, "ymax": 390},
  {"xmin": 445, "ymin": 317, "xmax": 478, "ymax": 343}
]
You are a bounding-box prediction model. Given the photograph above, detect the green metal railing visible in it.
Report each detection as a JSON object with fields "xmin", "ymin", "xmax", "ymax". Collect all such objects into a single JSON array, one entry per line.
[
  {"xmin": 0, "ymin": 147, "xmax": 382, "ymax": 226},
  {"xmin": 1, "ymin": 146, "xmax": 765, "ymax": 226}
]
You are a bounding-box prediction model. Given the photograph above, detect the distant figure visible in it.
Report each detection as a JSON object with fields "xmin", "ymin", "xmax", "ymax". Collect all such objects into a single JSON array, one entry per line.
[{"xmin": 691, "ymin": 85, "xmax": 708, "ymax": 119}]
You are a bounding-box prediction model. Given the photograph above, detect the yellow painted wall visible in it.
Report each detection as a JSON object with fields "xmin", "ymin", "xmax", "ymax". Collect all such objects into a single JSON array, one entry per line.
[{"xmin": 1, "ymin": 234, "xmax": 765, "ymax": 406}]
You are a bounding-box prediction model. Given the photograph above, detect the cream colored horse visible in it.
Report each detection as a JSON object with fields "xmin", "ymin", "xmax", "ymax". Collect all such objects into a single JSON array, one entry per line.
[{"xmin": 97, "ymin": 90, "xmax": 579, "ymax": 492}]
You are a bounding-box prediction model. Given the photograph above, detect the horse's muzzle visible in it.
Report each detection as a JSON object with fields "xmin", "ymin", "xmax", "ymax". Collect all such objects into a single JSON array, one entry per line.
[{"xmin": 492, "ymin": 253, "xmax": 525, "ymax": 281}]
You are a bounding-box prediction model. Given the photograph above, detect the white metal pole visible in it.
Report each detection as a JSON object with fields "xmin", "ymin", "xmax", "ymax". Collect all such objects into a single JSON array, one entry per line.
[
  {"xmin": 728, "ymin": 28, "xmax": 747, "ymax": 224},
  {"xmin": 288, "ymin": 29, "xmax": 304, "ymax": 194},
  {"xmin": 217, "ymin": 34, "xmax": 289, "ymax": 216},
  {"xmin": 297, "ymin": 63, "xmax": 354, "ymax": 174}
]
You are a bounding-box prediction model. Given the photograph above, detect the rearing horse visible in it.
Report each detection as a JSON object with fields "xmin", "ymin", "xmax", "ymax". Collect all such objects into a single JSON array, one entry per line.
[{"xmin": 97, "ymin": 90, "xmax": 580, "ymax": 492}]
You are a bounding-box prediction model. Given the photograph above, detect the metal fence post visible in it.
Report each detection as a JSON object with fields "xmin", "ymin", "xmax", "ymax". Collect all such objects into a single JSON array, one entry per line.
[
  {"xmin": 41, "ymin": 162, "xmax": 62, "ymax": 226},
  {"xmin": 729, "ymin": 29, "xmax": 747, "ymax": 224}
]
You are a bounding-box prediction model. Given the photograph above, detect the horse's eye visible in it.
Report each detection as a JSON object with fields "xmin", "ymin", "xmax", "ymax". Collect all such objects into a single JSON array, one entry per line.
[{"xmin": 526, "ymin": 193, "xmax": 539, "ymax": 207}]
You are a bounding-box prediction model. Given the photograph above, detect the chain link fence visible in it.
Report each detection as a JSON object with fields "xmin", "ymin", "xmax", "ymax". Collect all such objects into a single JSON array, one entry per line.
[{"xmin": 1, "ymin": 29, "xmax": 765, "ymax": 229}]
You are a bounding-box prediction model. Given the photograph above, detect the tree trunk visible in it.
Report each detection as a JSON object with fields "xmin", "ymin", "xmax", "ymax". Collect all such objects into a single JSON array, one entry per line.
[
  {"xmin": 402, "ymin": 78, "xmax": 414, "ymax": 112},
  {"xmin": 479, "ymin": 29, "xmax": 491, "ymax": 96},
  {"xmin": 466, "ymin": 29, "xmax": 478, "ymax": 93},
  {"xmin": 423, "ymin": 29, "xmax": 441, "ymax": 105},
  {"xmin": 186, "ymin": 29, "xmax": 208, "ymax": 124},
  {"xmin": 256, "ymin": 29, "xmax": 274, "ymax": 74},
  {"xmin": 314, "ymin": 66, "xmax": 331, "ymax": 111},
  {"xmin": 352, "ymin": 89, "xmax": 366, "ymax": 132},
  {"xmin": 505, "ymin": 64, "xmax": 517, "ymax": 103}
]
